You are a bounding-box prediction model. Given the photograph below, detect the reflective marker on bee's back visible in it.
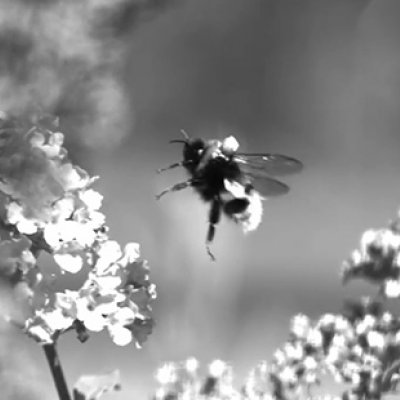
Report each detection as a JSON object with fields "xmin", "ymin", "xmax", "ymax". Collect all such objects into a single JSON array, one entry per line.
[{"xmin": 157, "ymin": 131, "xmax": 303, "ymax": 260}]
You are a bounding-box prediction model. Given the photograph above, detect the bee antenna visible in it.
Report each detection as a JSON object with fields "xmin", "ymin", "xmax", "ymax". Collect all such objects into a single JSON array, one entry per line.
[
  {"xmin": 180, "ymin": 129, "xmax": 190, "ymax": 140},
  {"xmin": 169, "ymin": 139, "xmax": 186, "ymax": 144}
]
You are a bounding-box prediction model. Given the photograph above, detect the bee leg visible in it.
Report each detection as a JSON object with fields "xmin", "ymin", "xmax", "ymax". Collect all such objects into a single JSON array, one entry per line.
[
  {"xmin": 206, "ymin": 199, "xmax": 221, "ymax": 261},
  {"xmin": 157, "ymin": 160, "xmax": 193, "ymax": 173},
  {"xmin": 156, "ymin": 180, "xmax": 192, "ymax": 200},
  {"xmin": 157, "ymin": 161, "xmax": 184, "ymax": 173}
]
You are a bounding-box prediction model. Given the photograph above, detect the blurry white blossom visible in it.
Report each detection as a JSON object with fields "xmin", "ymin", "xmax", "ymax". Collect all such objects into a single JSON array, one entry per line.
[{"xmin": 342, "ymin": 227, "xmax": 400, "ymax": 297}]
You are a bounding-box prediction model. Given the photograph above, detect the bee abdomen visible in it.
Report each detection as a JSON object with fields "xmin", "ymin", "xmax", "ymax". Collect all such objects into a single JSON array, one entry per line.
[{"xmin": 223, "ymin": 198, "xmax": 249, "ymax": 215}]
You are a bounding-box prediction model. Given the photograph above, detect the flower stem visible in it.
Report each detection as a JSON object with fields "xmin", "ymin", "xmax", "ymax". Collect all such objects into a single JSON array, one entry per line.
[{"xmin": 43, "ymin": 343, "xmax": 72, "ymax": 400}]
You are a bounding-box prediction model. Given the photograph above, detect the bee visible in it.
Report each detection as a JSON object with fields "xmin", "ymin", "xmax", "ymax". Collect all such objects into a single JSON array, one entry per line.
[{"xmin": 157, "ymin": 130, "xmax": 302, "ymax": 260}]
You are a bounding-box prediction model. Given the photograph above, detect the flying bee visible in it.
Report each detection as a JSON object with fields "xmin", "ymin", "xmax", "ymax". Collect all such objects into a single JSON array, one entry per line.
[{"xmin": 156, "ymin": 130, "xmax": 303, "ymax": 260}]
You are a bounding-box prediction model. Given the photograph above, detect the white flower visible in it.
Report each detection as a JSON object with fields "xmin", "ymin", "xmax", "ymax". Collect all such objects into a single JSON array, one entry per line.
[
  {"xmin": 291, "ymin": 314, "xmax": 310, "ymax": 339},
  {"xmin": 350, "ymin": 249, "xmax": 363, "ymax": 265},
  {"xmin": 367, "ymin": 330, "xmax": 385, "ymax": 349},
  {"xmin": 356, "ymin": 315, "xmax": 376, "ymax": 335},
  {"xmin": 303, "ymin": 356, "xmax": 318, "ymax": 370},
  {"xmin": 284, "ymin": 342, "xmax": 303, "ymax": 361},
  {"xmin": 185, "ymin": 358, "xmax": 199, "ymax": 373},
  {"xmin": 110, "ymin": 307, "xmax": 136, "ymax": 325},
  {"xmin": 55, "ymin": 290, "xmax": 77, "ymax": 313},
  {"xmin": 334, "ymin": 316, "xmax": 351, "ymax": 333},
  {"xmin": 332, "ymin": 334, "xmax": 347, "ymax": 348},
  {"xmin": 106, "ymin": 307, "xmax": 136, "ymax": 345},
  {"xmin": 384, "ymin": 280, "xmax": 400, "ymax": 298},
  {"xmin": 74, "ymin": 224, "xmax": 97, "ymax": 247},
  {"xmin": 7, "ymin": 202, "xmax": 38, "ymax": 234},
  {"xmin": 54, "ymin": 253, "xmax": 83, "ymax": 274},
  {"xmin": 393, "ymin": 252, "xmax": 400, "ymax": 268},
  {"xmin": 361, "ymin": 230, "xmax": 378, "ymax": 249},
  {"xmin": 29, "ymin": 131, "xmax": 46, "ymax": 148},
  {"xmin": 94, "ymin": 274, "xmax": 123, "ymax": 291},
  {"xmin": 318, "ymin": 313, "xmax": 336, "ymax": 328},
  {"xmin": 95, "ymin": 240, "xmax": 122, "ymax": 272},
  {"xmin": 108, "ymin": 325, "xmax": 132, "ymax": 346},
  {"xmin": 362, "ymin": 229, "xmax": 400, "ymax": 256},
  {"xmin": 39, "ymin": 308, "xmax": 74, "ymax": 331},
  {"xmin": 26, "ymin": 324, "xmax": 53, "ymax": 344},
  {"xmin": 342, "ymin": 361, "xmax": 360, "ymax": 379},
  {"xmin": 76, "ymin": 300, "xmax": 106, "ymax": 332},
  {"xmin": 59, "ymin": 163, "xmax": 90, "ymax": 190},
  {"xmin": 273, "ymin": 349, "xmax": 286, "ymax": 365},
  {"xmin": 120, "ymin": 242, "xmax": 140, "ymax": 264},
  {"xmin": 15, "ymin": 218, "xmax": 38, "ymax": 235},
  {"xmin": 52, "ymin": 197, "xmax": 75, "ymax": 221},
  {"xmin": 279, "ymin": 366, "xmax": 297, "ymax": 384},
  {"xmin": 44, "ymin": 220, "xmax": 79, "ymax": 248},
  {"xmin": 352, "ymin": 344, "xmax": 364, "ymax": 358},
  {"xmin": 156, "ymin": 363, "xmax": 177, "ymax": 385},
  {"xmin": 209, "ymin": 359, "xmax": 227, "ymax": 377},
  {"xmin": 79, "ymin": 189, "xmax": 103, "ymax": 210},
  {"xmin": 307, "ymin": 328, "xmax": 323, "ymax": 348},
  {"xmin": 41, "ymin": 134, "xmax": 64, "ymax": 158},
  {"xmin": 325, "ymin": 346, "xmax": 344, "ymax": 365},
  {"xmin": 382, "ymin": 312, "xmax": 393, "ymax": 324},
  {"xmin": 304, "ymin": 370, "xmax": 318, "ymax": 384}
]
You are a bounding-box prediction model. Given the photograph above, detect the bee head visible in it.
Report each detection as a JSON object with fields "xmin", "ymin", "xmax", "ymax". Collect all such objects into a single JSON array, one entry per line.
[
  {"xmin": 183, "ymin": 138, "xmax": 206, "ymax": 164},
  {"xmin": 169, "ymin": 133, "xmax": 205, "ymax": 167}
]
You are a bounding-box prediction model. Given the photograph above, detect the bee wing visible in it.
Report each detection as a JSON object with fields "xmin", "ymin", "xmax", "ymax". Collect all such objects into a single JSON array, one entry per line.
[
  {"xmin": 246, "ymin": 175, "xmax": 290, "ymax": 197},
  {"xmin": 233, "ymin": 153, "xmax": 302, "ymax": 197},
  {"xmin": 234, "ymin": 153, "xmax": 303, "ymax": 176}
]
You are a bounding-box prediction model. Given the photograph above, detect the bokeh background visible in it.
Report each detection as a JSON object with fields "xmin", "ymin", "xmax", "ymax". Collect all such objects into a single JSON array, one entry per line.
[{"xmin": 3, "ymin": 0, "xmax": 400, "ymax": 398}]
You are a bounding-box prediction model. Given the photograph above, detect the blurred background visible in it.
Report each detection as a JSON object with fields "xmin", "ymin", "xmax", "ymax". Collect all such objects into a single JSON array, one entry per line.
[{"xmin": 3, "ymin": 0, "xmax": 400, "ymax": 398}]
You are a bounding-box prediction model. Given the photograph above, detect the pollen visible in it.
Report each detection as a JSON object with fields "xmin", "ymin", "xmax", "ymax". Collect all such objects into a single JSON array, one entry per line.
[{"xmin": 221, "ymin": 136, "xmax": 239, "ymax": 153}]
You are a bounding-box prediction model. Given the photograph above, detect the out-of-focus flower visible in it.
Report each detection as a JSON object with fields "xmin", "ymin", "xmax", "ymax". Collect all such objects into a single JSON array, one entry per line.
[
  {"xmin": 156, "ymin": 363, "xmax": 178, "ymax": 385},
  {"xmin": 290, "ymin": 314, "xmax": 311, "ymax": 339},
  {"xmin": 342, "ymin": 228, "xmax": 400, "ymax": 297},
  {"xmin": 209, "ymin": 360, "xmax": 228, "ymax": 378},
  {"xmin": 269, "ymin": 302, "xmax": 400, "ymax": 400},
  {"xmin": 0, "ymin": 236, "xmax": 36, "ymax": 281},
  {"xmin": 185, "ymin": 358, "xmax": 199, "ymax": 374},
  {"xmin": 384, "ymin": 279, "xmax": 400, "ymax": 297}
]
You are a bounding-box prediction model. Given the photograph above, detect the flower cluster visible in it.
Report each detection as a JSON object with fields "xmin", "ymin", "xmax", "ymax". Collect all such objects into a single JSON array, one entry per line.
[
  {"xmin": 153, "ymin": 359, "xmax": 244, "ymax": 400},
  {"xmin": 269, "ymin": 299, "xmax": 400, "ymax": 400},
  {"xmin": 342, "ymin": 227, "xmax": 400, "ymax": 297},
  {"xmin": 269, "ymin": 314, "xmax": 326, "ymax": 399},
  {"xmin": 242, "ymin": 362, "xmax": 275, "ymax": 400},
  {"xmin": 0, "ymin": 113, "xmax": 155, "ymax": 347},
  {"xmin": 25, "ymin": 240, "xmax": 155, "ymax": 347},
  {"xmin": 152, "ymin": 358, "xmax": 351, "ymax": 400},
  {"xmin": 324, "ymin": 300, "xmax": 400, "ymax": 399}
]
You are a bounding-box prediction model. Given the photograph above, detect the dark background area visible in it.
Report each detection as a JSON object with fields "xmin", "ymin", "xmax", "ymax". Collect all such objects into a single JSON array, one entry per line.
[{"xmin": 4, "ymin": 0, "xmax": 400, "ymax": 399}]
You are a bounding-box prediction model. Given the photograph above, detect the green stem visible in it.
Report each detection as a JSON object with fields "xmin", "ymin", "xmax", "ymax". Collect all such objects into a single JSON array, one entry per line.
[{"xmin": 43, "ymin": 343, "xmax": 71, "ymax": 400}]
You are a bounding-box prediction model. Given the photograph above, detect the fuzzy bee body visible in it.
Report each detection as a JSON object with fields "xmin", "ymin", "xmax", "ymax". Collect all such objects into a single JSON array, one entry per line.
[{"xmin": 157, "ymin": 133, "xmax": 302, "ymax": 260}]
